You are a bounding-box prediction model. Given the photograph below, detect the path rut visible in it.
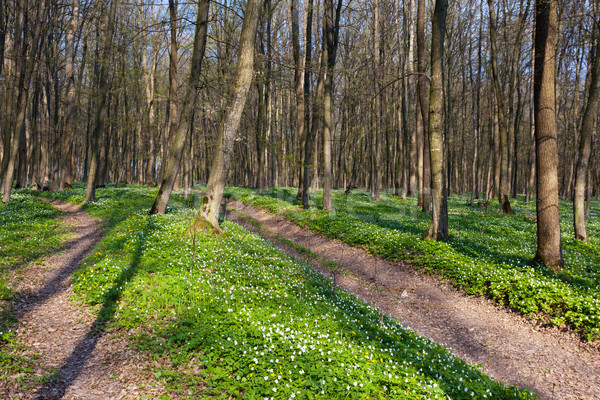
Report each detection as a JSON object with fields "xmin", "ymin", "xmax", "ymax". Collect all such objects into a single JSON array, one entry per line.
[{"xmin": 1, "ymin": 200, "xmax": 162, "ymax": 400}]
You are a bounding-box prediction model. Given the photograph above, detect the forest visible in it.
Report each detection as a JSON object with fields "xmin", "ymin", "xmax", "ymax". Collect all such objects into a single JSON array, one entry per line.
[{"xmin": 1, "ymin": 0, "xmax": 600, "ymax": 398}]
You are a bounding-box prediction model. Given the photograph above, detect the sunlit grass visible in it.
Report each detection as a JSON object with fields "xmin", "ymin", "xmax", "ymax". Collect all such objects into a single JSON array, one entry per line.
[
  {"xmin": 226, "ymin": 187, "xmax": 600, "ymax": 340},
  {"xmin": 20, "ymin": 185, "xmax": 536, "ymax": 399}
]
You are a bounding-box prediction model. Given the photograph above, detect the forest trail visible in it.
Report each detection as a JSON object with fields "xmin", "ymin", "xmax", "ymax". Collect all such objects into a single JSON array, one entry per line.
[
  {"xmin": 224, "ymin": 199, "xmax": 600, "ymax": 400},
  {"xmin": 2, "ymin": 200, "xmax": 162, "ymax": 400}
]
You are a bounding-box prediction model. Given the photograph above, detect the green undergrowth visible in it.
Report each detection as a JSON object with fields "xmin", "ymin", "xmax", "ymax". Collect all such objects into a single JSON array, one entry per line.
[
  {"xmin": 225, "ymin": 187, "xmax": 600, "ymax": 341},
  {"xmin": 22, "ymin": 185, "xmax": 534, "ymax": 399},
  {"xmin": 0, "ymin": 193, "xmax": 65, "ymax": 383}
]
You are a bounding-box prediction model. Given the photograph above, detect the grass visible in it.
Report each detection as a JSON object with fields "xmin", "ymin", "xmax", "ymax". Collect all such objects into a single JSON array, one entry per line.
[
  {"xmin": 225, "ymin": 187, "xmax": 600, "ymax": 341},
  {"xmin": 13, "ymin": 184, "xmax": 536, "ymax": 399}
]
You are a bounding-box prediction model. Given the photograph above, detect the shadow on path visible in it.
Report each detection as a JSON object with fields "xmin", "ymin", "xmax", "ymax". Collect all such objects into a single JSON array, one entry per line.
[
  {"xmin": 18, "ymin": 202, "xmax": 152, "ymax": 400},
  {"xmin": 16, "ymin": 228, "xmax": 102, "ymax": 319},
  {"xmin": 30, "ymin": 217, "xmax": 152, "ymax": 400}
]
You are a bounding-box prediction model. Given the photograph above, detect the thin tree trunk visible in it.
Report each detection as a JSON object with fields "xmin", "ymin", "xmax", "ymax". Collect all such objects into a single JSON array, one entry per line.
[
  {"xmin": 2, "ymin": 0, "xmax": 47, "ymax": 202},
  {"xmin": 487, "ymin": 0, "xmax": 515, "ymax": 214},
  {"xmin": 303, "ymin": 48, "xmax": 326, "ymax": 208},
  {"xmin": 60, "ymin": 1, "xmax": 78, "ymax": 190},
  {"xmin": 470, "ymin": 8, "xmax": 482, "ymax": 206},
  {"xmin": 291, "ymin": 0, "xmax": 305, "ymax": 197},
  {"xmin": 525, "ymin": 46, "xmax": 536, "ymax": 204},
  {"xmin": 322, "ymin": 0, "xmax": 342, "ymax": 210},
  {"xmin": 573, "ymin": 18, "xmax": 600, "ymax": 240},
  {"xmin": 417, "ymin": 0, "xmax": 430, "ymax": 212},
  {"xmin": 85, "ymin": 0, "xmax": 118, "ymax": 203},
  {"xmin": 299, "ymin": 0, "xmax": 314, "ymax": 201}
]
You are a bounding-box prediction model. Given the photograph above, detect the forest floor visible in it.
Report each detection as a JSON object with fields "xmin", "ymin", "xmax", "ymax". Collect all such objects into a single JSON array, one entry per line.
[
  {"xmin": 224, "ymin": 198, "xmax": 600, "ymax": 400},
  {"xmin": 2, "ymin": 200, "xmax": 164, "ymax": 400},
  {"xmin": 3, "ymin": 194, "xmax": 599, "ymax": 399}
]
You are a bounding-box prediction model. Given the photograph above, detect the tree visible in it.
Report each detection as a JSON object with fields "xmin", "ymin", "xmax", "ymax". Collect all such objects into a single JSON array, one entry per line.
[
  {"xmin": 533, "ymin": 0, "xmax": 563, "ymax": 270},
  {"xmin": 416, "ymin": 0, "xmax": 430, "ymax": 212},
  {"xmin": 85, "ymin": 0, "xmax": 118, "ymax": 203},
  {"xmin": 290, "ymin": 0, "xmax": 305, "ymax": 198},
  {"xmin": 59, "ymin": 0, "xmax": 79, "ymax": 190},
  {"xmin": 192, "ymin": 0, "xmax": 264, "ymax": 231},
  {"xmin": 573, "ymin": 10, "xmax": 600, "ymax": 241},
  {"xmin": 423, "ymin": 0, "xmax": 449, "ymax": 240},
  {"xmin": 487, "ymin": 0, "xmax": 515, "ymax": 214},
  {"xmin": 322, "ymin": 0, "xmax": 343, "ymax": 210},
  {"xmin": 1, "ymin": 0, "xmax": 47, "ymax": 202},
  {"xmin": 149, "ymin": 0, "xmax": 210, "ymax": 214}
]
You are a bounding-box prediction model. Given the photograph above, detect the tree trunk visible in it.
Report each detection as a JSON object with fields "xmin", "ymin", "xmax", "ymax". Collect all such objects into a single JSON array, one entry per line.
[
  {"xmin": 85, "ymin": 0, "xmax": 118, "ymax": 203},
  {"xmin": 533, "ymin": 0, "xmax": 563, "ymax": 271},
  {"xmin": 60, "ymin": 1, "xmax": 78, "ymax": 190},
  {"xmin": 424, "ymin": 0, "xmax": 448, "ymax": 241},
  {"xmin": 487, "ymin": 0, "xmax": 515, "ymax": 214},
  {"xmin": 525, "ymin": 49, "xmax": 536, "ymax": 204},
  {"xmin": 299, "ymin": 0, "xmax": 314, "ymax": 201},
  {"xmin": 2, "ymin": 0, "xmax": 47, "ymax": 202},
  {"xmin": 291, "ymin": 0, "xmax": 305, "ymax": 197},
  {"xmin": 303, "ymin": 47, "xmax": 326, "ymax": 208},
  {"xmin": 157, "ymin": 0, "xmax": 180, "ymax": 185},
  {"xmin": 192, "ymin": 0, "xmax": 264, "ymax": 231},
  {"xmin": 322, "ymin": 0, "xmax": 342, "ymax": 210},
  {"xmin": 573, "ymin": 20, "xmax": 600, "ymax": 241},
  {"xmin": 470, "ymin": 11, "xmax": 483, "ymax": 206},
  {"xmin": 417, "ymin": 0, "xmax": 430, "ymax": 212},
  {"xmin": 149, "ymin": 0, "xmax": 210, "ymax": 214}
]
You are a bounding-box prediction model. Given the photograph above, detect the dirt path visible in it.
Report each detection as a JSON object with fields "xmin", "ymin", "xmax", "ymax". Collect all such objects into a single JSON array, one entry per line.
[
  {"xmin": 2, "ymin": 200, "xmax": 163, "ymax": 400},
  {"xmin": 225, "ymin": 199, "xmax": 600, "ymax": 400}
]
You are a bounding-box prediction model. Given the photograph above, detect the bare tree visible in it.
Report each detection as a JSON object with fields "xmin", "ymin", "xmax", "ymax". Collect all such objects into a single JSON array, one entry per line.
[
  {"xmin": 417, "ymin": 0, "xmax": 430, "ymax": 212},
  {"xmin": 60, "ymin": 0, "xmax": 79, "ymax": 190},
  {"xmin": 2, "ymin": 0, "xmax": 47, "ymax": 202},
  {"xmin": 149, "ymin": 0, "xmax": 210, "ymax": 214},
  {"xmin": 573, "ymin": 9, "xmax": 600, "ymax": 241},
  {"xmin": 533, "ymin": 0, "xmax": 563, "ymax": 270},
  {"xmin": 192, "ymin": 0, "xmax": 264, "ymax": 231},
  {"xmin": 424, "ymin": 0, "xmax": 449, "ymax": 240},
  {"xmin": 487, "ymin": 0, "xmax": 515, "ymax": 214},
  {"xmin": 85, "ymin": 0, "xmax": 118, "ymax": 203}
]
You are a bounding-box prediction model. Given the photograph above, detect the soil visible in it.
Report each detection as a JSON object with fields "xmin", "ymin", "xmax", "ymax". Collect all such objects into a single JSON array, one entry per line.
[
  {"xmin": 1, "ymin": 200, "xmax": 165, "ymax": 400},
  {"xmin": 224, "ymin": 198, "xmax": 600, "ymax": 400}
]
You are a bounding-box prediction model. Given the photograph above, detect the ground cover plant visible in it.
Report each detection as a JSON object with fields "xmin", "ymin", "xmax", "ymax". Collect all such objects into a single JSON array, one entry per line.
[
  {"xmin": 19, "ymin": 185, "xmax": 535, "ymax": 399},
  {"xmin": 0, "ymin": 193, "xmax": 65, "ymax": 384},
  {"xmin": 225, "ymin": 187, "xmax": 600, "ymax": 340}
]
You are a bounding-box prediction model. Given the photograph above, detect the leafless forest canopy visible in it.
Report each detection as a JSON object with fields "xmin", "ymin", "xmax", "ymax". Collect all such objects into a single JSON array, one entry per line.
[{"xmin": 0, "ymin": 0, "xmax": 598, "ymax": 215}]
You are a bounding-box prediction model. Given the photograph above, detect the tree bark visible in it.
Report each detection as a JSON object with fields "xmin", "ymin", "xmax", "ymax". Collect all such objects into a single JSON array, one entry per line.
[
  {"xmin": 470, "ymin": 9, "xmax": 483, "ymax": 207},
  {"xmin": 302, "ymin": 46, "xmax": 326, "ymax": 208},
  {"xmin": 487, "ymin": 0, "xmax": 515, "ymax": 214},
  {"xmin": 533, "ymin": 0, "xmax": 563, "ymax": 271},
  {"xmin": 573, "ymin": 19, "xmax": 600, "ymax": 241},
  {"xmin": 423, "ymin": 0, "xmax": 449, "ymax": 241},
  {"xmin": 291, "ymin": 0, "xmax": 305, "ymax": 197},
  {"xmin": 149, "ymin": 0, "xmax": 210, "ymax": 214},
  {"xmin": 2, "ymin": 0, "xmax": 47, "ymax": 202},
  {"xmin": 300, "ymin": 0, "xmax": 314, "ymax": 202},
  {"xmin": 322, "ymin": 0, "xmax": 342, "ymax": 210},
  {"xmin": 417, "ymin": 0, "xmax": 430, "ymax": 212},
  {"xmin": 192, "ymin": 0, "xmax": 264, "ymax": 231},
  {"xmin": 85, "ymin": 0, "xmax": 118, "ymax": 203},
  {"xmin": 60, "ymin": 1, "xmax": 78, "ymax": 190}
]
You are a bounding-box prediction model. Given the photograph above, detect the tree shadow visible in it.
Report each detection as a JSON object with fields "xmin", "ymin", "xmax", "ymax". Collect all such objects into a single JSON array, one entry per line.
[{"xmin": 29, "ymin": 218, "xmax": 155, "ymax": 400}]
